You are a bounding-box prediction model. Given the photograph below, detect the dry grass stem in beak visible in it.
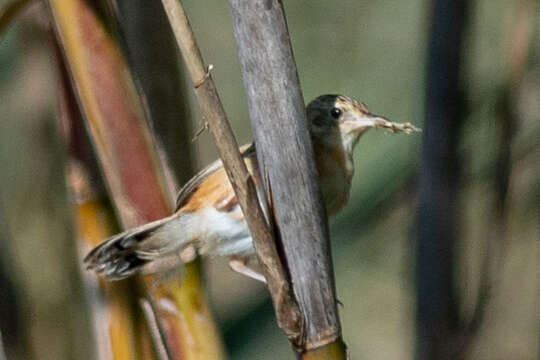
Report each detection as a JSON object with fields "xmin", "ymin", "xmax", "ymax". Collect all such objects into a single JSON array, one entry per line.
[{"xmin": 367, "ymin": 115, "xmax": 422, "ymax": 134}]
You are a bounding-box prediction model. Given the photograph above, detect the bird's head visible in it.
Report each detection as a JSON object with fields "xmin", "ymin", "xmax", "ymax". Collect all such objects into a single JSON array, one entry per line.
[{"xmin": 306, "ymin": 94, "xmax": 391, "ymax": 154}]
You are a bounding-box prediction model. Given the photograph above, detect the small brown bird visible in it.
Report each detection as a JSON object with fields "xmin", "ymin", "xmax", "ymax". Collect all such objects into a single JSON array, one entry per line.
[{"xmin": 84, "ymin": 94, "xmax": 419, "ymax": 282}]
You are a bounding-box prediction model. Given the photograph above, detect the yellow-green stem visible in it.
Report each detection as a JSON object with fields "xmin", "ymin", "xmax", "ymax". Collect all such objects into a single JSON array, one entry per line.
[{"xmin": 299, "ymin": 339, "xmax": 347, "ymax": 360}]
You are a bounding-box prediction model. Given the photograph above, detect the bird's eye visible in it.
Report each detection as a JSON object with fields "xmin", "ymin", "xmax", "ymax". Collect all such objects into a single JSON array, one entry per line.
[{"xmin": 330, "ymin": 107, "xmax": 342, "ymax": 119}]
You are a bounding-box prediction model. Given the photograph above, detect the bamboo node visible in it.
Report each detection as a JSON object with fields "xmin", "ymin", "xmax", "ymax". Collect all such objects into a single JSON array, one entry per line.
[
  {"xmin": 192, "ymin": 120, "xmax": 209, "ymax": 142},
  {"xmin": 194, "ymin": 64, "xmax": 214, "ymax": 88}
]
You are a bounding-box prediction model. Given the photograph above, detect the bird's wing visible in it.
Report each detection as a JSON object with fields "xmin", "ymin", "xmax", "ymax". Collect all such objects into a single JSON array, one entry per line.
[{"xmin": 175, "ymin": 143, "xmax": 257, "ymax": 212}]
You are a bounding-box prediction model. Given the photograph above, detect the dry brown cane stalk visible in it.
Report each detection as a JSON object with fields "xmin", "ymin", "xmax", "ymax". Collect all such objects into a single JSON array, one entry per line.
[
  {"xmin": 59, "ymin": 54, "xmax": 141, "ymax": 360},
  {"xmin": 48, "ymin": 0, "xmax": 225, "ymax": 359}
]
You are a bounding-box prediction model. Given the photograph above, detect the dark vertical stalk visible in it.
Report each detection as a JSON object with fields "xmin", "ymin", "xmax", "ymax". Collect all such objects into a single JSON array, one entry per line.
[
  {"xmin": 108, "ymin": 0, "xmax": 194, "ymax": 185},
  {"xmin": 416, "ymin": 0, "xmax": 469, "ymax": 359}
]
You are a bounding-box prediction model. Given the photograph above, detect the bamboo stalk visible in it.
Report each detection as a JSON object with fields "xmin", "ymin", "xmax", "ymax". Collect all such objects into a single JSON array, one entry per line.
[
  {"xmin": 299, "ymin": 341, "xmax": 347, "ymax": 360},
  {"xmin": 416, "ymin": 0, "xmax": 469, "ymax": 358},
  {"xmin": 58, "ymin": 45, "xmax": 144, "ymax": 360},
  {"xmin": 227, "ymin": 1, "xmax": 345, "ymax": 355},
  {"xmin": 108, "ymin": 0, "xmax": 195, "ymax": 186}
]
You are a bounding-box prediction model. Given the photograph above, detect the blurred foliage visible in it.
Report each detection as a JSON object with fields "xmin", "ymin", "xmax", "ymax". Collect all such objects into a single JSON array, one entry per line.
[{"xmin": 0, "ymin": 0, "xmax": 538, "ymax": 359}]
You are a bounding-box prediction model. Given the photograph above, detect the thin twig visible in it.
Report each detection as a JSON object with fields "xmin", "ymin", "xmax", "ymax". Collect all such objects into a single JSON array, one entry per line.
[{"xmin": 140, "ymin": 299, "xmax": 172, "ymax": 360}]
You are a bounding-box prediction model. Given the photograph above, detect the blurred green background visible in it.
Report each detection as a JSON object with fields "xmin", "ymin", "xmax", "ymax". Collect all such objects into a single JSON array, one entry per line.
[{"xmin": 0, "ymin": 0, "xmax": 538, "ymax": 359}]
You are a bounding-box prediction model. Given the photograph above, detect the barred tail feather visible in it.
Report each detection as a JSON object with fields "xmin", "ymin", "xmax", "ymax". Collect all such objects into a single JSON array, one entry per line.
[{"xmin": 84, "ymin": 216, "xmax": 179, "ymax": 280}]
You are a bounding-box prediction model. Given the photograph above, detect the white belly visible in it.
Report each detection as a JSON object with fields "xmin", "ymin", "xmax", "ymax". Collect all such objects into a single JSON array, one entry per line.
[{"xmin": 196, "ymin": 206, "xmax": 253, "ymax": 257}]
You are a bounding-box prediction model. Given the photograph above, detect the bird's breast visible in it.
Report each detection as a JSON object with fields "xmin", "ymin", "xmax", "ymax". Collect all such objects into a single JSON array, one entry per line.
[{"xmin": 315, "ymin": 143, "xmax": 354, "ymax": 218}]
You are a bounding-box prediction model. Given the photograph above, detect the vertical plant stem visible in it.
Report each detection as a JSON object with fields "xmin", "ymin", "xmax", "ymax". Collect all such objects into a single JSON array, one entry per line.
[
  {"xmin": 49, "ymin": 0, "xmax": 225, "ymax": 359},
  {"xmin": 299, "ymin": 341, "xmax": 347, "ymax": 360},
  {"xmin": 416, "ymin": 0, "xmax": 469, "ymax": 359},
  {"xmin": 58, "ymin": 45, "xmax": 143, "ymax": 360},
  {"xmin": 227, "ymin": 1, "xmax": 343, "ymax": 355},
  {"xmin": 108, "ymin": 0, "xmax": 195, "ymax": 185}
]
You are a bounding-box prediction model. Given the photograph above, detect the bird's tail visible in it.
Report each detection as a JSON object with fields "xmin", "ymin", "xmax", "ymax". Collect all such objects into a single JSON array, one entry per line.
[{"xmin": 84, "ymin": 215, "xmax": 183, "ymax": 280}]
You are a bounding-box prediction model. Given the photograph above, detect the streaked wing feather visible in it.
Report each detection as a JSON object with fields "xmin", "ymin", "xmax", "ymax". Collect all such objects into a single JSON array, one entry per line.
[{"xmin": 175, "ymin": 143, "xmax": 256, "ymax": 211}]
